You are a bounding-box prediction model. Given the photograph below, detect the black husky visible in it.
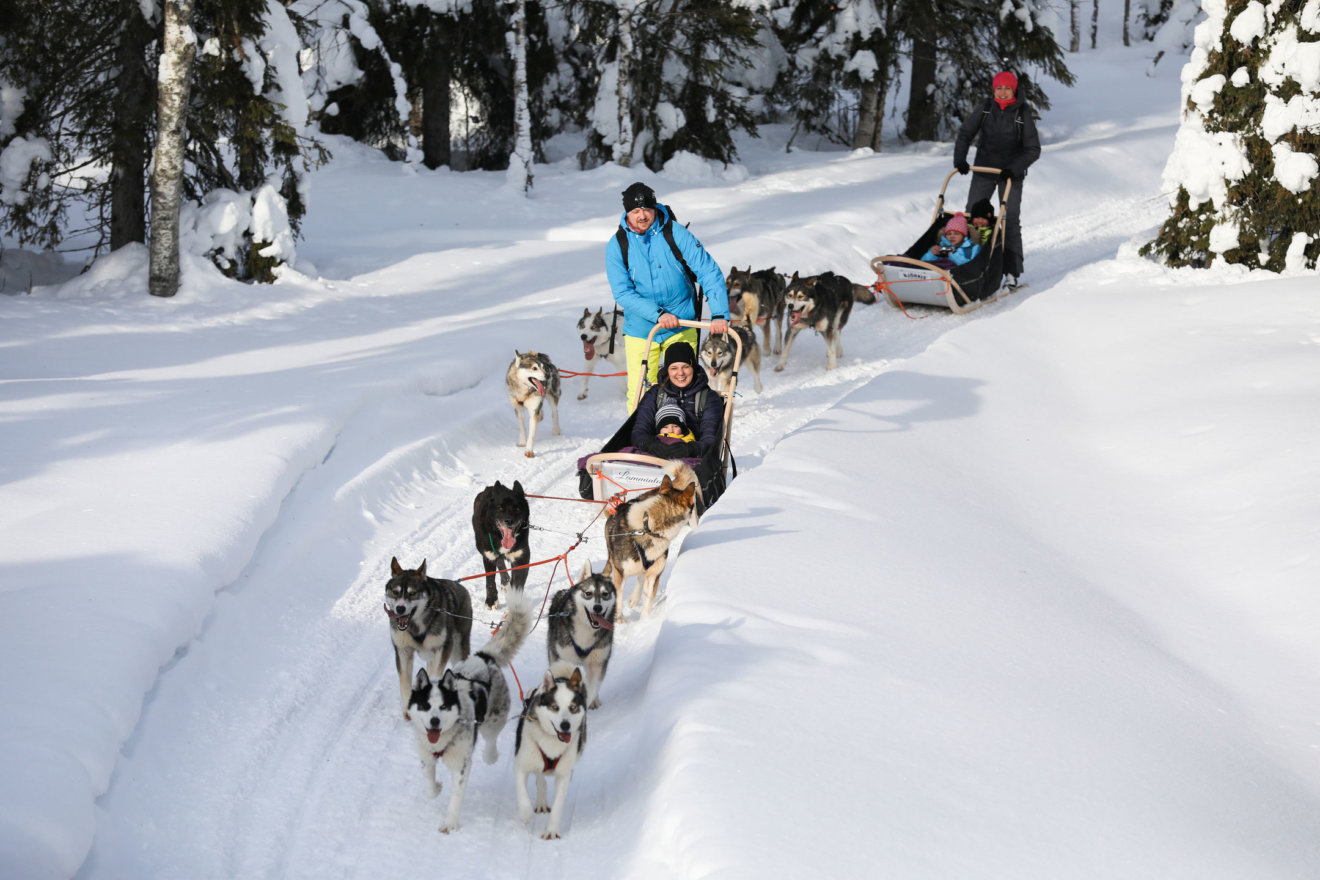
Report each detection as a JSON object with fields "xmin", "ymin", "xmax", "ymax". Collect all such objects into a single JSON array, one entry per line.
[{"xmin": 472, "ymin": 480, "xmax": 531, "ymax": 609}]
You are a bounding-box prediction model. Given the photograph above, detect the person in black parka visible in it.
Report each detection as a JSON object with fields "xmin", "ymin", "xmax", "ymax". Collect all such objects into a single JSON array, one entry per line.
[
  {"xmin": 630, "ymin": 342, "xmax": 724, "ymax": 461},
  {"xmin": 953, "ymin": 71, "xmax": 1041, "ymax": 288}
]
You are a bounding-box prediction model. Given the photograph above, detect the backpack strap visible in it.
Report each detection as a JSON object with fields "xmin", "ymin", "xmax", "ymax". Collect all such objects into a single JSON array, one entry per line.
[{"xmin": 614, "ymin": 208, "xmax": 705, "ymax": 323}]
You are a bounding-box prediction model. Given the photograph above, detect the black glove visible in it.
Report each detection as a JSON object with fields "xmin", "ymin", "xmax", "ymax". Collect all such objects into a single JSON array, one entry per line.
[
  {"xmin": 999, "ymin": 169, "xmax": 1014, "ymax": 181},
  {"xmin": 955, "ymin": 161, "xmax": 969, "ymax": 175}
]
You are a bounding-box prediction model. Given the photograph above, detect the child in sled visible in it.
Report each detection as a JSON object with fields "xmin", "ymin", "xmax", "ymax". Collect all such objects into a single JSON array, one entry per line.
[
  {"xmin": 920, "ymin": 213, "xmax": 980, "ymax": 268},
  {"xmin": 969, "ymin": 199, "xmax": 995, "ymax": 246},
  {"xmin": 654, "ymin": 403, "xmax": 696, "ymax": 446}
]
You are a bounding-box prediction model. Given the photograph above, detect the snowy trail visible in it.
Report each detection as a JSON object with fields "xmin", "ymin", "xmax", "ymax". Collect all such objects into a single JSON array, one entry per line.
[{"xmin": 78, "ymin": 280, "xmax": 992, "ymax": 878}]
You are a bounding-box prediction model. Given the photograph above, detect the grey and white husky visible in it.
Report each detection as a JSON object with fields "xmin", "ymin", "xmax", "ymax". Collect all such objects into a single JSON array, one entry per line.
[
  {"xmin": 604, "ymin": 462, "xmax": 699, "ymax": 620},
  {"xmin": 700, "ymin": 321, "xmax": 763, "ymax": 395},
  {"xmin": 546, "ymin": 562, "xmax": 616, "ymax": 709},
  {"xmin": 575, "ymin": 307, "xmax": 623, "ymax": 400},
  {"xmin": 384, "ymin": 557, "xmax": 473, "ymax": 721},
  {"xmin": 408, "ymin": 593, "xmax": 533, "ymax": 833},
  {"xmin": 506, "ymin": 350, "xmax": 561, "ymax": 458},
  {"xmin": 514, "ymin": 662, "xmax": 588, "ymax": 839}
]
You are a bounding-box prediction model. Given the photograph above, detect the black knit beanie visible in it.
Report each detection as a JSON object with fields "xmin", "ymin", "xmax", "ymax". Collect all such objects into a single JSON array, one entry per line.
[
  {"xmin": 622, "ymin": 182, "xmax": 657, "ymax": 212},
  {"xmin": 970, "ymin": 199, "xmax": 995, "ymax": 221},
  {"xmin": 662, "ymin": 341, "xmax": 696, "ymax": 370}
]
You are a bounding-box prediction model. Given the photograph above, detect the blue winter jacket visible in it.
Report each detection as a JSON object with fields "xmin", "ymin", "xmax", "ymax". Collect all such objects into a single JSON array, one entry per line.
[
  {"xmin": 605, "ymin": 205, "xmax": 730, "ymax": 342},
  {"xmin": 920, "ymin": 235, "xmax": 981, "ymax": 266}
]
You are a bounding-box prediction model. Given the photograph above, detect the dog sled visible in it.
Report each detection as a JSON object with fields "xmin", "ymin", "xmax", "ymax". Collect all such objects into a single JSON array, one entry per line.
[
  {"xmin": 871, "ymin": 167, "xmax": 1013, "ymax": 314},
  {"xmin": 577, "ymin": 319, "xmax": 741, "ymax": 514}
]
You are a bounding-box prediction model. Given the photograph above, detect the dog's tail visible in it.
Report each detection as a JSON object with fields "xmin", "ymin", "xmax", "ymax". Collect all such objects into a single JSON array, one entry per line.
[
  {"xmin": 478, "ymin": 591, "xmax": 534, "ymax": 668},
  {"xmin": 662, "ymin": 459, "xmax": 704, "ymax": 510}
]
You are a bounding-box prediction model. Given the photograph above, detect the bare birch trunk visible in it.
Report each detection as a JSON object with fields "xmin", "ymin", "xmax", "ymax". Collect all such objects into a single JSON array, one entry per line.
[
  {"xmin": 615, "ymin": 8, "xmax": 635, "ymax": 168},
  {"xmin": 853, "ymin": 80, "xmax": 879, "ymax": 151},
  {"xmin": 507, "ymin": 0, "xmax": 534, "ymax": 193},
  {"xmin": 1123, "ymin": 0, "xmax": 1132, "ymax": 46},
  {"xmin": 1070, "ymin": 0, "xmax": 1081, "ymax": 52},
  {"xmin": 148, "ymin": 0, "xmax": 195, "ymax": 297}
]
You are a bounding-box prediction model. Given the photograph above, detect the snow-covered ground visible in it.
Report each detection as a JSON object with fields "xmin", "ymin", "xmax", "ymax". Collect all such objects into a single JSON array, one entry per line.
[{"xmin": 3, "ymin": 38, "xmax": 1319, "ymax": 880}]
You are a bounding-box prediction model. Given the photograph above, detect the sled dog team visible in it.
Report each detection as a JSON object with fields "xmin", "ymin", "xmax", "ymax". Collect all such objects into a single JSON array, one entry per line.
[{"xmin": 384, "ymin": 461, "xmax": 699, "ymax": 839}]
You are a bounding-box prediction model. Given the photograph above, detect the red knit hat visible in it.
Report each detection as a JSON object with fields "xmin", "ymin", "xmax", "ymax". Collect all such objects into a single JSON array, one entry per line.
[
  {"xmin": 944, "ymin": 213, "xmax": 969, "ymax": 238},
  {"xmin": 993, "ymin": 71, "xmax": 1018, "ymax": 92}
]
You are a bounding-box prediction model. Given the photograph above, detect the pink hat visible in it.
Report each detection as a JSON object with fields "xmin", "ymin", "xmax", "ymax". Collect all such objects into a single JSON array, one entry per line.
[
  {"xmin": 944, "ymin": 213, "xmax": 969, "ymax": 238},
  {"xmin": 993, "ymin": 71, "xmax": 1018, "ymax": 92}
]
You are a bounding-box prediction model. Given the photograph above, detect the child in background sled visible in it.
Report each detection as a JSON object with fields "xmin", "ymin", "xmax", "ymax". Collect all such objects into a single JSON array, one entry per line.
[
  {"xmin": 969, "ymin": 199, "xmax": 995, "ymax": 246},
  {"xmin": 920, "ymin": 213, "xmax": 980, "ymax": 268},
  {"xmin": 655, "ymin": 404, "xmax": 696, "ymax": 445}
]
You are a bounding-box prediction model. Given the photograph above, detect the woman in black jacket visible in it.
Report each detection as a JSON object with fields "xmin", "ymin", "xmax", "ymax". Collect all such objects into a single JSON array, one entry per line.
[
  {"xmin": 953, "ymin": 71, "xmax": 1041, "ymax": 289},
  {"xmin": 630, "ymin": 342, "xmax": 724, "ymax": 461}
]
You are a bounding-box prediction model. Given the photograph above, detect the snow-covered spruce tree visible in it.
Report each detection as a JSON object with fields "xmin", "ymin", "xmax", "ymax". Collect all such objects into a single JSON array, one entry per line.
[
  {"xmin": 1145, "ymin": 0, "xmax": 1319, "ymax": 271},
  {"xmin": 184, "ymin": 0, "xmax": 327, "ymax": 281},
  {"xmin": 771, "ymin": 0, "xmax": 902, "ymax": 150},
  {"xmin": 574, "ymin": 0, "xmax": 761, "ymax": 171},
  {"xmin": 0, "ymin": 0, "xmax": 157, "ymax": 254}
]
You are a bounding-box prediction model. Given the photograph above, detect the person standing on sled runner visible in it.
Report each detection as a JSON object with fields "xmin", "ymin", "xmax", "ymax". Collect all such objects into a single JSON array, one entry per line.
[
  {"xmin": 953, "ymin": 71, "xmax": 1041, "ymax": 290},
  {"xmin": 605, "ymin": 182, "xmax": 729, "ymax": 413}
]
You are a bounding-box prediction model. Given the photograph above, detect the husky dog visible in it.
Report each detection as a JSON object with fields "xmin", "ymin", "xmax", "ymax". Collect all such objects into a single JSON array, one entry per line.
[
  {"xmin": 575, "ymin": 307, "xmax": 623, "ymax": 400},
  {"xmin": 514, "ymin": 662, "xmax": 589, "ymax": 839},
  {"xmin": 700, "ymin": 321, "xmax": 763, "ymax": 395},
  {"xmin": 604, "ymin": 462, "xmax": 699, "ymax": 620},
  {"xmin": 409, "ymin": 593, "xmax": 533, "ymax": 833},
  {"xmin": 472, "ymin": 480, "xmax": 530, "ymax": 609},
  {"xmin": 546, "ymin": 562, "xmax": 616, "ymax": 709},
  {"xmin": 726, "ymin": 266, "xmax": 787, "ymax": 355},
  {"xmin": 507, "ymin": 351, "xmax": 561, "ymax": 458},
  {"xmin": 384, "ymin": 557, "xmax": 473, "ymax": 721},
  {"xmin": 776, "ymin": 271, "xmax": 854, "ymax": 373}
]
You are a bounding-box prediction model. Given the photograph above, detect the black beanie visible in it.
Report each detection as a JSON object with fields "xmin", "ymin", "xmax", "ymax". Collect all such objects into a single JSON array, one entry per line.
[
  {"xmin": 970, "ymin": 199, "xmax": 995, "ymax": 221},
  {"xmin": 663, "ymin": 341, "xmax": 697, "ymax": 370},
  {"xmin": 622, "ymin": 182, "xmax": 657, "ymax": 212}
]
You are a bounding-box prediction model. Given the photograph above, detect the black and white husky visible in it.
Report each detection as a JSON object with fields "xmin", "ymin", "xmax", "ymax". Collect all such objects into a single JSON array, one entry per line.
[
  {"xmin": 408, "ymin": 593, "xmax": 533, "ymax": 834},
  {"xmin": 506, "ymin": 350, "xmax": 561, "ymax": 458},
  {"xmin": 700, "ymin": 321, "xmax": 763, "ymax": 395},
  {"xmin": 546, "ymin": 562, "xmax": 616, "ymax": 709},
  {"xmin": 514, "ymin": 663, "xmax": 588, "ymax": 839},
  {"xmin": 384, "ymin": 557, "xmax": 473, "ymax": 721},
  {"xmin": 776, "ymin": 271, "xmax": 854, "ymax": 373},
  {"xmin": 575, "ymin": 307, "xmax": 623, "ymax": 400}
]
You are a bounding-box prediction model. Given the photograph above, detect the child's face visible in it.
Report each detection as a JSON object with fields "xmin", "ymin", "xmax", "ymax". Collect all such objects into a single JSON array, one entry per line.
[
  {"xmin": 971, "ymin": 216, "xmax": 990, "ymax": 228},
  {"xmin": 659, "ymin": 424, "xmax": 684, "ymax": 437},
  {"xmin": 945, "ymin": 229, "xmax": 965, "ymax": 245}
]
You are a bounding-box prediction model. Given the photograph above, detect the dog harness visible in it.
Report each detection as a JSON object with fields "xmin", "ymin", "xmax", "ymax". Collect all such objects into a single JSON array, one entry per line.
[{"xmin": 537, "ymin": 746, "xmax": 561, "ymax": 773}]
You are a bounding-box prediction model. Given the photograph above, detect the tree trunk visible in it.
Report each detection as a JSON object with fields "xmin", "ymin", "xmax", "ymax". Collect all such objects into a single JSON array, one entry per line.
[
  {"xmin": 905, "ymin": 36, "xmax": 937, "ymax": 142},
  {"xmin": 148, "ymin": 0, "xmax": 196, "ymax": 298},
  {"xmin": 853, "ymin": 80, "xmax": 879, "ymax": 151},
  {"xmin": 110, "ymin": 0, "xmax": 155, "ymax": 250},
  {"xmin": 1123, "ymin": 0, "xmax": 1131, "ymax": 46},
  {"xmin": 507, "ymin": 0, "xmax": 533, "ymax": 193},
  {"xmin": 1070, "ymin": 0, "xmax": 1081, "ymax": 52},
  {"xmin": 420, "ymin": 20, "xmax": 451, "ymax": 170},
  {"xmin": 1091, "ymin": 0, "xmax": 1099, "ymax": 49},
  {"xmin": 614, "ymin": 8, "xmax": 635, "ymax": 167}
]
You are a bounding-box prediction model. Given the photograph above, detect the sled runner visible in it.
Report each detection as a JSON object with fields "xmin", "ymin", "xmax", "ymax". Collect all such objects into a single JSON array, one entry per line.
[
  {"xmin": 871, "ymin": 167, "xmax": 1015, "ymax": 314},
  {"xmin": 577, "ymin": 319, "xmax": 741, "ymax": 514}
]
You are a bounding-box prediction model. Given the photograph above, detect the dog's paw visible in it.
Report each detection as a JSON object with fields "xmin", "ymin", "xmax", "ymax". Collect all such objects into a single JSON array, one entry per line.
[
  {"xmin": 576, "ymin": 392, "xmax": 587, "ymax": 400},
  {"xmin": 774, "ymin": 364, "xmax": 786, "ymax": 372},
  {"xmin": 439, "ymin": 822, "xmax": 458, "ymax": 834},
  {"xmin": 403, "ymin": 710, "xmax": 412, "ymax": 722},
  {"xmin": 524, "ymin": 450, "xmax": 536, "ymax": 458},
  {"xmin": 540, "ymin": 830, "xmax": 562, "ymax": 840},
  {"xmin": 588, "ymin": 698, "xmax": 601, "ymax": 710},
  {"xmin": 535, "ymin": 804, "xmax": 552, "ymax": 814}
]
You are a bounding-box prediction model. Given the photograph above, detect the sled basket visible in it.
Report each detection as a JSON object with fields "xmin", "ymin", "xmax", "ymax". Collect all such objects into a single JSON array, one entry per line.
[
  {"xmin": 871, "ymin": 167, "xmax": 1014, "ymax": 314},
  {"xmin": 576, "ymin": 320, "xmax": 740, "ymax": 514}
]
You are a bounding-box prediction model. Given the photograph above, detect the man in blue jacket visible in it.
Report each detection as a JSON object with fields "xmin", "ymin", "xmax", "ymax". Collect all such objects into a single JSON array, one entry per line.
[{"xmin": 606, "ymin": 182, "xmax": 729, "ymax": 412}]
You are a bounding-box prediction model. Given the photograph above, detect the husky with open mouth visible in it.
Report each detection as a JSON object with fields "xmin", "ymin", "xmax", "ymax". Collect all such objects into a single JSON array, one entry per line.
[
  {"xmin": 472, "ymin": 479, "xmax": 530, "ymax": 609},
  {"xmin": 408, "ymin": 593, "xmax": 533, "ymax": 833},
  {"xmin": 384, "ymin": 557, "xmax": 473, "ymax": 721},
  {"xmin": 575, "ymin": 307, "xmax": 623, "ymax": 400},
  {"xmin": 506, "ymin": 350, "xmax": 561, "ymax": 457},
  {"xmin": 514, "ymin": 663, "xmax": 588, "ymax": 839},
  {"xmin": 546, "ymin": 562, "xmax": 616, "ymax": 709},
  {"xmin": 777, "ymin": 271, "xmax": 854, "ymax": 373}
]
